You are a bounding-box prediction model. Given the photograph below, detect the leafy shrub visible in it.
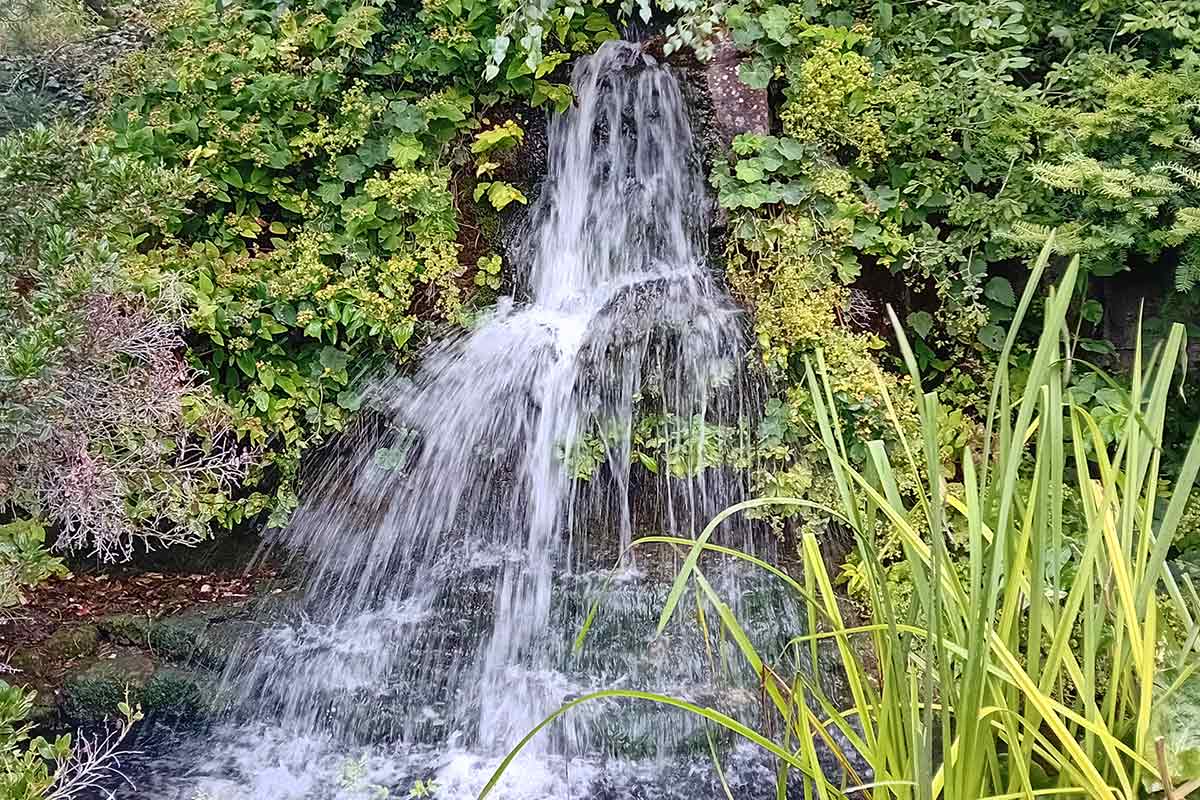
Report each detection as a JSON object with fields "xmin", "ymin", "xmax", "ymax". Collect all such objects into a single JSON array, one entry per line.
[
  {"xmin": 106, "ymin": 0, "xmax": 625, "ymax": 522},
  {"xmin": 708, "ymin": 1, "xmax": 1200, "ymax": 367},
  {"xmin": 0, "ymin": 519, "xmax": 68, "ymax": 608},
  {"xmin": 0, "ymin": 123, "xmax": 253, "ymax": 560},
  {"xmin": 0, "ymin": 680, "xmax": 142, "ymax": 800}
]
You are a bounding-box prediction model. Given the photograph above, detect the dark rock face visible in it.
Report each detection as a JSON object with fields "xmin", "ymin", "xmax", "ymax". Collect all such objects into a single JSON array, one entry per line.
[{"xmin": 703, "ymin": 33, "xmax": 770, "ymax": 148}]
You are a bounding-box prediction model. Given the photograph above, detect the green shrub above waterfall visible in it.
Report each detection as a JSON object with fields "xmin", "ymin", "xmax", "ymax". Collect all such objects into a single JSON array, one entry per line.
[
  {"xmin": 704, "ymin": 0, "xmax": 1200, "ymax": 360},
  {"xmin": 101, "ymin": 0, "xmax": 626, "ymax": 527}
]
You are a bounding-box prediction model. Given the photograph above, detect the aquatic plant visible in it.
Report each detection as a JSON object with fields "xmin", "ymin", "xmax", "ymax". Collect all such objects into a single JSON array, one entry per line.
[{"xmin": 485, "ymin": 239, "xmax": 1200, "ymax": 798}]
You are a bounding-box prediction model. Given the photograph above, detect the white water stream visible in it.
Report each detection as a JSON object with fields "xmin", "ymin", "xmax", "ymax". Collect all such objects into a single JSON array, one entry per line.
[{"xmin": 127, "ymin": 41, "xmax": 811, "ymax": 800}]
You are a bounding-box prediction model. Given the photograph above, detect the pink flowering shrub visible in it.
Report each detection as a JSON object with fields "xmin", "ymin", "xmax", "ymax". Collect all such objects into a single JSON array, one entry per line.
[{"xmin": 0, "ymin": 124, "xmax": 256, "ymax": 561}]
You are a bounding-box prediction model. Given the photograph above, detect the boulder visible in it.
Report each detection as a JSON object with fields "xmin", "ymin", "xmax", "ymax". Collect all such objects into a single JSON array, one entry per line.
[
  {"xmin": 140, "ymin": 668, "xmax": 211, "ymax": 720},
  {"xmin": 42, "ymin": 624, "xmax": 99, "ymax": 661},
  {"xmin": 704, "ymin": 33, "xmax": 770, "ymax": 148},
  {"xmin": 62, "ymin": 651, "xmax": 155, "ymax": 723}
]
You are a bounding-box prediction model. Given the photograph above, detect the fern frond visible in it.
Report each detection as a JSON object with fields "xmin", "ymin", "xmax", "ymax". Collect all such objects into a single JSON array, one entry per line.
[
  {"xmin": 1002, "ymin": 220, "xmax": 1087, "ymax": 254},
  {"xmin": 1178, "ymin": 135, "xmax": 1200, "ymax": 155},
  {"xmin": 1031, "ymin": 160, "xmax": 1091, "ymax": 193},
  {"xmin": 1175, "ymin": 240, "xmax": 1200, "ymax": 293},
  {"xmin": 1176, "ymin": 207, "xmax": 1200, "ymax": 234},
  {"xmin": 1152, "ymin": 163, "xmax": 1200, "ymax": 189}
]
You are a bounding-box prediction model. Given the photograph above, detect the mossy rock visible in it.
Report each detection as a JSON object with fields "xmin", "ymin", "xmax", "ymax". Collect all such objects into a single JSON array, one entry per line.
[
  {"xmin": 192, "ymin": 618, "xmax": 258, "ymax": 669},
  {"xmin": 146, "ymin": 615, "xmax": 208, "ymax": 661},
  {"xmin": 6, "ymin": 648, "xmax": 44, "ymax": 677},
  {"xmin": 42, "ymin": 624, "xmax": 99, "ymax": 660},
  {"xmin": 141, "ymin": 668, "xmax": 210, "ymax": 720},
  {"xmin": 96, "ymin": 613, "xmax": 153, "ymax": 646},
  {"xmin": 62, "ymin": 651, "xmax": 155, "ymax": 723},
  {"xmin": 96, "ymin": 613, "xmax": 208, "ymax": 662}
]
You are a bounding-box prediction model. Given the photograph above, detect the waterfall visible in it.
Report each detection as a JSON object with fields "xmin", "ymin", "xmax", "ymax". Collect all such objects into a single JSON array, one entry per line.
[{"xmin": 129, "ymin": 41, "xmax": 806, "ymax": 800}]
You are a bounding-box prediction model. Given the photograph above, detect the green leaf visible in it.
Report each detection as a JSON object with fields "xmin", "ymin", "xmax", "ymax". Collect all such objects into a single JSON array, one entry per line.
[
  {"xmin": 317, "ymin": 180, "xmax": 345, "ymax": 204},
  {"xmin": 534, "ymin": 51, "xmax": 571, "ymax": 79},
  {"xmin": 978, "ymin": 323, "xmax": 1005, "ymax": 350},
  {"xmin": 532, "ymin": 80, "xmax": 573, "ymax": 112},
  {"xmin": 760, "ymin": 5, "xmax": 795, "ymax": 45},
  {"xmin": 472, "ymin": 121, "xmax": 524, "ymax": 154},
  {"xmin": 907, "ymin": 310, "xmax": 934, "ymax": 339},
  {"xmin": 221, "ymin": 167, "xmax": 244, "ymax": 188},
  {"xmin": 169, "ymin": 118, "xmax": 200, "ymax": 140},
  {"xmin": 319, "ymin": 345, "xmax": 349, "ymax": 372},
  {"xmin": 388, "ymin": 135, "xmax": 423, "ymax": 166},
  {"xmin": 237, "ymin": 352, "xmax": 257, "ymax": 376},
  {"xmin": 985, "ymin": 276, "xmax": 1016, "ymax": 307},
  {"xmin": 835, "ymin": 253, "xmax": 861, "ymax": 283},
  {"xmin": 485, "ymin": 181, "xmax": 528, "ymax": 210},
  {"xmin": 738, "ymin": 59, "xmax": 773, "ymax": 90},
  {"xmin": 774, "ymin": 138, "xmax": 807, "ymax": 162},
  {"xmin": 337, "ymin": 389, "xmax": 364, "ymax": 411},
  {"xmin": 1078, "ymin": 338, "xmax": 1116, "ymax": 355},
  {"xmin": 735, "ymin": 159, "xmax": 766, "ymax": 183},
  {"xmin": 197, "ymin": 271, "xmax": 215, "ymax": 297},
  {"xmin": 335, "ymin": 156, "xmax": 365, "ymax": 183},
  {"xmin": 386, "ymin": 100, "xmax": 427, "ymax": 134},
  {"xmin": 727, "ymin": 6, "xmax": 764, "ymax": 45}
]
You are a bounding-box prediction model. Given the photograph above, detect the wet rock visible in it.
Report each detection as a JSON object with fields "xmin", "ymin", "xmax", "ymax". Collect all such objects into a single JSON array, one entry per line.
[
  {"xmin": 145, "ymin": 615, "xmax": 208, "ymax": 661},
  {"xmin": 63, "ymin": 651, "xmax": 155, "ymax": 723},
  {"xmin": 141, "ymin": 668, "xmax": 211, "ymax": 720},
  {"xmin": 96, "ymin": 613, "xmax": 153, "ymax": 646},
  {"xmin": 43, "ymin": 624, "xmax": 100, "ymax": 660},
  {"xmin": 192, "ymin": 618, "xmax": 259, "ymax": 670},
  {"xmin": 704, "ymin": 33, "xmax": 770, "ymax": 148},
  {"xmin": 96, "ymin": 612, "xmax": 223, "ymax": 664}
]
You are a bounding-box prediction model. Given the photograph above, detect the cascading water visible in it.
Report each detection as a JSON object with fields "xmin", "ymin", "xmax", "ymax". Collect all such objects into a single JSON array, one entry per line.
[{"xmin": 128, "ymin": 41, "xmax": 811, "ymax": 800}]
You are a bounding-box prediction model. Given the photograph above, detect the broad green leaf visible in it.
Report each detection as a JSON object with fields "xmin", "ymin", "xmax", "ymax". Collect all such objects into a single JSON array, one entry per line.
[
  {"xmin": 984, "ymin": 276, "xmax": 1016, "ymax": 307},
  {"xmin": 907, "ymin": 310, "xmax": 934, "ymax": 339},
  {"xmin": 319, "ymin": 345, "xmax": 349, "ymax": 372}
]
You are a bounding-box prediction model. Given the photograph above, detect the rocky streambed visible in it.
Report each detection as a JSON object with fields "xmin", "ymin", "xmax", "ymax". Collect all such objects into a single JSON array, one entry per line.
[{"xmin": 1, "ymin": 559, "xmax": 293, "ymax": 731}]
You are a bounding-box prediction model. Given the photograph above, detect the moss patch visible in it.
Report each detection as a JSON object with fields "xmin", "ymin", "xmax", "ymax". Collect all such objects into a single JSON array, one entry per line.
[{"xmin": 62, "ymin": 651, "xmax": 154, "ymax": 724}]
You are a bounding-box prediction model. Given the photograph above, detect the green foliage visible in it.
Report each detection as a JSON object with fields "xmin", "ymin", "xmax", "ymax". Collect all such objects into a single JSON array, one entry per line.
[
  {"xmin": 561, "ymin": 412, "xmax": 744, "ymax": 481},
  {"xmin": 0, "ymin": 519, "xmax": 68, "ymax": 608},
  {"xmin": 487, "ymin": 248, "xmax": 1200, "ymax": 799},
  {"xmin": 718, "ymin": 208, "xmax": 930, "ymax": 534},
  {"xmin": 692, "ymin": 0, "xmax": 1200, "ymax": 547},
  {"xmin": 473, "ymin": 119, "xmax": 528, "ymax": 209},
  {"xmin": 0, "ymin": 123, "xmax": 252, "ymax": 560},
  {"xmin": 708, "ymin": 0, "xmax": 1200, "ymax": 365},
  {"xmin": 1153, "ymin": 674, "xmax": 1200, "ymax": 788},
  {"xmin": 0, "ymin": 680, "xmax": 142, "ymax": 800},
  {"xmin": 0, "ymin": 683, "xmax": 64, "ymax": 800},
  {"xmin": 105, "ymin": 0, "xmax": 629, "ymax": 525},
  {"xmin": 474, "ymin": 253, "xmax": 503, "ymax": 290}
]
